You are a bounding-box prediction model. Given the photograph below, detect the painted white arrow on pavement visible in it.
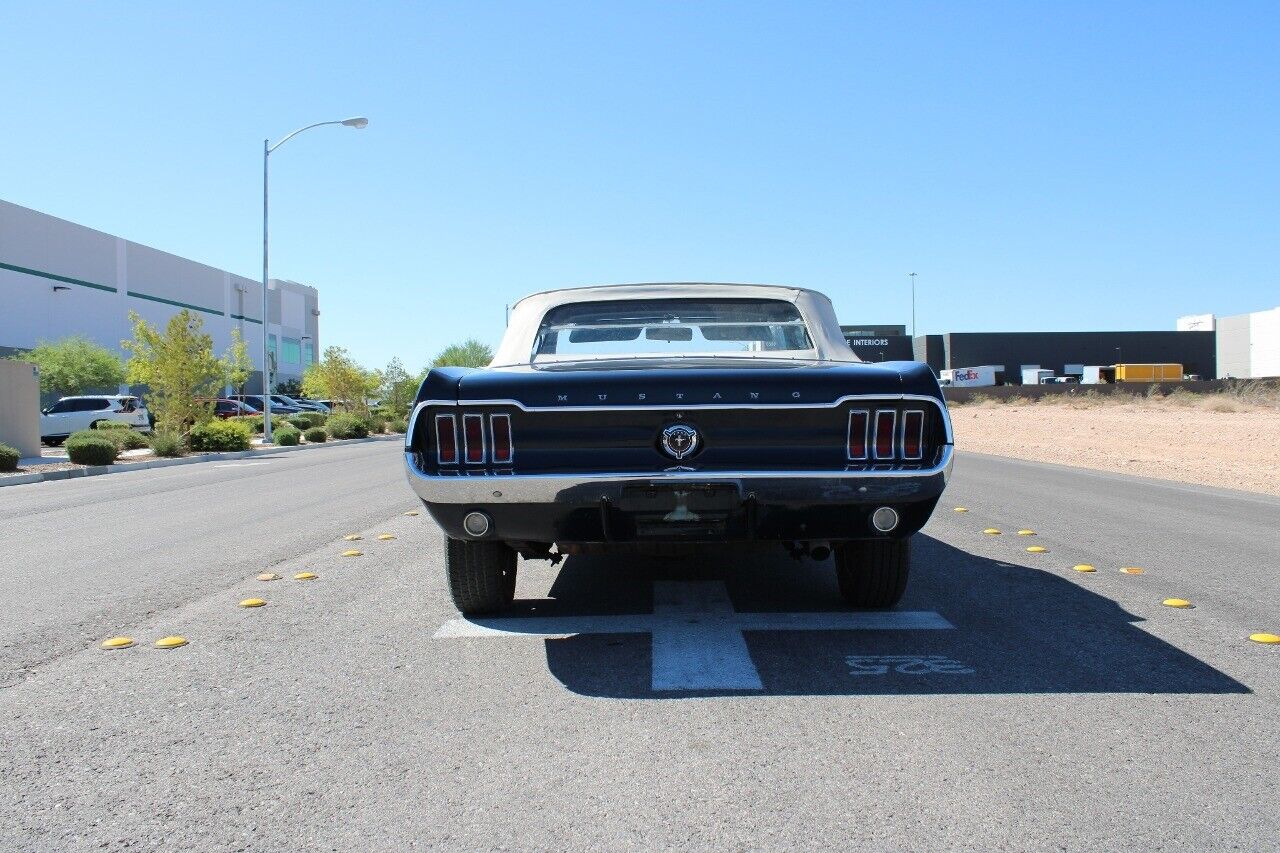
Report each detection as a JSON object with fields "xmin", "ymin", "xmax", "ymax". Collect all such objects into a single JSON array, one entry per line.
[{"xmin": 435, "ymin": 580, "xmax": 954, "ymax": 691}]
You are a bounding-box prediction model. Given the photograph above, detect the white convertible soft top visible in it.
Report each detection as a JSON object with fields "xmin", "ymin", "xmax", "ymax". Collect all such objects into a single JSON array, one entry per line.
[{"xmin": 490, "ymin": 283, "xmax": 860, "ymax": 366}]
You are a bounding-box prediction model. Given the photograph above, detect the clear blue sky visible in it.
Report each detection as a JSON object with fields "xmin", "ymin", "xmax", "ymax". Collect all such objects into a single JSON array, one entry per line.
[{"xmin": 4, "ymin": 1, "xmax": 1277, "ymax": 371}]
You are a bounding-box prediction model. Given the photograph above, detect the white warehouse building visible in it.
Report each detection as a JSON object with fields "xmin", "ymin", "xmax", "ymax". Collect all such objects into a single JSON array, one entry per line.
[
  {"xmin": 1178, "ymin": 307, "xmax": 1280, "ymax": 378},
  {"xmin": 0, "ymin": 199, "xmax": 319, "ymax": 394}
]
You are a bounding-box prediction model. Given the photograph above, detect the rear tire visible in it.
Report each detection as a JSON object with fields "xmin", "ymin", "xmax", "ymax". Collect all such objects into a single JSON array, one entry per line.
[
  {"xmin": 835, "ymin": 538, "xmax": 910, "ymax": 609},
  {"xmin": 444, "ymin": 537, "xmax": 517, "ymax": 615}
]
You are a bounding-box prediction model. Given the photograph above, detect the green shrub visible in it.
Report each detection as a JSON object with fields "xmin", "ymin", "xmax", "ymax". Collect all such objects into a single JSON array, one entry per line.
[
  {"xmin": 275, "ymin": 426, "xmax": 301, "ymax": 446},
  {"xmin": 304, "ymin": 427, "xmax": 328, "ymax": 443},
  {"xmin": 0, "ymin": 443, "xmax": 19, "ymax": 472},
  {"xmin": 119, "ymin": 430, "xmax": 150, "ymax": 450},
  {"xmin": 84, "ymin": 423, "xmax": 149, "ymax": 451},
  {"xmin": 387, "ymin": 418, "xmax": 408, "ymax": 433},
  {"xmin": 149, "ymin": 431, "xmax": 185, "ymax": 457},
  {"xmin": 326, "ymin": 413, "xmax": 369, "ymax": 440},
  {"xmin": 66, "ymin": 433, "xmax": 119, "ymax": 465},
  {"xmin": 187, "ymin": 418, "xmax": 252, "ymax": 452},
  {"xmin": 239, "ymin": 414, "xmax": 285, "ymax": 433},
  {"xmin": 288, "ymin": 411, "xmax": 326, "ymax": 430},
  {"xmin": 364, "ymin": 415, "xmax": 387, "ymax": 435}
]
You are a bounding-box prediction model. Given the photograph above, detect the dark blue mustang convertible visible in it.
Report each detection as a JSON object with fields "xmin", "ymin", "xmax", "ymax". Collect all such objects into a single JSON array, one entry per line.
[{"xmin": 405, "ymin": 283, "xmax": 953, "ymax": 614}]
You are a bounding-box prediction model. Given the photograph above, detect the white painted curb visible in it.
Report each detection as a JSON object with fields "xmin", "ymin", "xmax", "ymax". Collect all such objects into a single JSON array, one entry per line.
[{"xmin": 0, "ymin": 434, "xmax": 402, "ymax": 488}]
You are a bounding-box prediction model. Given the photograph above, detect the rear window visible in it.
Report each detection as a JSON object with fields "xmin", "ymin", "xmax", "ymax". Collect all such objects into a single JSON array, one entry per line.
[{"xmin": 532, "ymin": 299, "xmax": 814, "ymax": 360}]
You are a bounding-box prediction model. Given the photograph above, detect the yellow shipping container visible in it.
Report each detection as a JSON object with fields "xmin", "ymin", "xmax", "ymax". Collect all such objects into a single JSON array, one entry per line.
[{"xmin": 1115, "ymin": 363, "xmax": 1183, "ymax": 382}]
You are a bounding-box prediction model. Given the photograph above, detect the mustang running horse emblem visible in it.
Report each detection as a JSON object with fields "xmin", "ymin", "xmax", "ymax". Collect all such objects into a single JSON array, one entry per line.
[{"xmin": 660, "ymin": 423, "xmax": 699, "ymax": 460}]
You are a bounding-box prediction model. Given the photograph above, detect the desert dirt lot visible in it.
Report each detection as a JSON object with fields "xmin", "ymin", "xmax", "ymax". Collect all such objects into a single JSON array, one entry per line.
[{"xmin": 949, "ymin": 389, "xmax": 1280, "ymax": 496}]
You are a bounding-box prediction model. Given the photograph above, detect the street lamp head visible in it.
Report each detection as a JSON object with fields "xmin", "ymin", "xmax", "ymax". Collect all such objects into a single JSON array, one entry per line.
[{"xmin": 341, "ymin": 117, "xmax": 369, "ymax": 129}]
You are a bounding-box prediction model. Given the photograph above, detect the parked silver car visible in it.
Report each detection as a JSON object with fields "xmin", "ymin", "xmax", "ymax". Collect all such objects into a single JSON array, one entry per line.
[{"xmin": 40, "ymin": 395, "xmax": 151, "ymax": 445}]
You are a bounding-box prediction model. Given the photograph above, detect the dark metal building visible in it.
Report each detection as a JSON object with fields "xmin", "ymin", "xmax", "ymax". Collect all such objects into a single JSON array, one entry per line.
[
  {"xmin": 909, "ymin": 331, "xmax": 1216, "ymax": 382},
  {"xmin": 840, "ymin": 324, "xmax": 914, "ymax": 362}
]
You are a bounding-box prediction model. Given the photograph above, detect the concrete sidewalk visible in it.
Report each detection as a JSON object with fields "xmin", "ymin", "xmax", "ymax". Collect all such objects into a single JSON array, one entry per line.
[{"xmin": 3, "ymin": 433, "xmax": 403, "ymax": 487}]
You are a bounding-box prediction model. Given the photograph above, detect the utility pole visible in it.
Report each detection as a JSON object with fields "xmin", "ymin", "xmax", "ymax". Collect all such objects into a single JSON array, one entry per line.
[{"xmin": 908, "ymin": 273, "xmax": 917, "ymax": 338}]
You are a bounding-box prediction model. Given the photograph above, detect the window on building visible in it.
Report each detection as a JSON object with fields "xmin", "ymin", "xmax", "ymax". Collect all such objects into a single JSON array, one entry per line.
[
  {"xmin": 282, "ymin": 337, "xmax": 301, "ymax": 365},
  {"xmin": 302, "ymin": 339, "xmax": 314, "ymax": 365},
  {"xmin": 268, "ymin": 335, "xmax": 277, "ymax": 361}
]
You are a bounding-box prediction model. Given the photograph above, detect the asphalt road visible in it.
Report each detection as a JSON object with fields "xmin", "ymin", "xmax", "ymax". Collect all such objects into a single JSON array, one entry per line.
[{"xmin": 1, "ymin": 446, "xmax": 1277, "ymax": 851}]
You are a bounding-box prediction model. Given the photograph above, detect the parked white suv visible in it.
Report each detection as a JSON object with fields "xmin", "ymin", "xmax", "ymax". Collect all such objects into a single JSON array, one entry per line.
[{"xmin": 40, "ymin": 396, "xmax": 151, "ymax": 445}]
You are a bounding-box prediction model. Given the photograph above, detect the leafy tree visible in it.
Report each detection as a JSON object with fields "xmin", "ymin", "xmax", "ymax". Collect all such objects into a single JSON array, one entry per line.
[
  {"xmin": 14, "ymin": 336, "xmax": 125, "ymax": 397},
  {"xmin": 431, "ymin": 339, "xmax": 493, "ymax": 369},
  {"xmin": 302, "ymin": 346, "xmax": 379, "ymax": 415},
  {"xmin": 121, "ymin": 310, "xmax": 226, "ymax": 433},
  {"xmin": 224, "ymin": 327, "xmax": 253, "ymax": 395},
  {"xmin": 276, "ymin": 377, "xmax": 304, "ymax": 396},
  {"xmin": 380, "ymin": 357, "xmax": 418, "ymax": 418}
]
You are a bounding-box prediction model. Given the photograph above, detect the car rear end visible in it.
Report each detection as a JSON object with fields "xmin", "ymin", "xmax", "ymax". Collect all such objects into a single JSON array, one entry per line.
[{"xmin": 406, "ymin": 362, "xmax": 951, "ymax": 546}]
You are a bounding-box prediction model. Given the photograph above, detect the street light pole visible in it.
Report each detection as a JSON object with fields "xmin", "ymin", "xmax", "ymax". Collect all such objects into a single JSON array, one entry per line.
[
  {"xmin": 908, "ymin": 273, "xmax": 917, "ymax": 338},
  {"xmin": 260, "ymin": 116, "xmax": 367, "ymax": 443}
]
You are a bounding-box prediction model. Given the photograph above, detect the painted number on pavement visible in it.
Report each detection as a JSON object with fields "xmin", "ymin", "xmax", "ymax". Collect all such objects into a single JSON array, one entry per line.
[{"xmin": 846, "ymin": 654, "xmax": 975, "ymax": 676}]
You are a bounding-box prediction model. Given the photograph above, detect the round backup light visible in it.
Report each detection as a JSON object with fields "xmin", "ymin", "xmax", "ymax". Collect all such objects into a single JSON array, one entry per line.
[
  {"xmin": 871, "ymin": 506, "xmax": 900, "ymax": 533},
  {"xmin": 462, "ymin": 511, "xmax": 492, "ymax": 538}
]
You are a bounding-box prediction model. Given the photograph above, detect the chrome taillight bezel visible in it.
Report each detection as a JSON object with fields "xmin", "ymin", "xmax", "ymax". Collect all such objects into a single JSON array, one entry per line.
[
  {"xmin": 900, "ymin": 409, "xmax": 925, "ymax": 461},
  {"xmin": 462, "ymin": 414, "xmax": 486, "ymax": 464},
  {"xmin": 434, "ymin": 414, "xmax": 459, "ymax": 465},
  {"xmin": 489, "ymin": 413, "xmax": 513, "ymax": 464},
  {"xmin": 873, "ymin": 409, "xmax": 897, "ymax": 461},
  {"xmin": 846, "ymin": 409, "xmax": 870, "ymax": 461}
]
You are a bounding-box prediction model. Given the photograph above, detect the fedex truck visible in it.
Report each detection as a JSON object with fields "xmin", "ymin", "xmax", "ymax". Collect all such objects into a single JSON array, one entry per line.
[{"xmin": 940, "ymin": 366, "xmax": 1000, "ymax": 387}]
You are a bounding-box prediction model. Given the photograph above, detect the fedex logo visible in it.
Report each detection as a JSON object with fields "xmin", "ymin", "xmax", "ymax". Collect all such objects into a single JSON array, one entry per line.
[{"xmin": 955, "ymin": 369, "xmax": 980, "ymax": 381}]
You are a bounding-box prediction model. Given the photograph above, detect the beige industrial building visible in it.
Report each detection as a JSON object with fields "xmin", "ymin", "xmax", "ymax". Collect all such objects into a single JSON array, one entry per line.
[
  {"xmin": 0, "ymin": 199, "xmax": 320, "ymax": 394},
  {"xmin": 1178, "ymin": 308, "xmax": 1280, "ymax": 378}
]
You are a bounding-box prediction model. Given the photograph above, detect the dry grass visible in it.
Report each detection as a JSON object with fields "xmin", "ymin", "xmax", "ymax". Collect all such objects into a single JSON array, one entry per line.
[
  {"xmin": 950, "ymin": 381, "xmax": 1280, "ymax": 495},
  {"xmin": 950, "ymin": 380, "xmax": 1280, "ymax": 414}
]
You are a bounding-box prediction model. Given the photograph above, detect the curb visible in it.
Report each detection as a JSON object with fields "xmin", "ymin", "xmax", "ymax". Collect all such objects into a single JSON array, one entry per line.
[{"xmin": 0, "ymin": 434, "xmax": 403, "ymax": 488}]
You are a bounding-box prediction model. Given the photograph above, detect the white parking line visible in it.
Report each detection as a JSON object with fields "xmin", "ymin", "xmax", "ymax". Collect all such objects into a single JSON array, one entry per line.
[{"xmin": 435, "ymin": 580, "xmax": 954, "ymax": 691}]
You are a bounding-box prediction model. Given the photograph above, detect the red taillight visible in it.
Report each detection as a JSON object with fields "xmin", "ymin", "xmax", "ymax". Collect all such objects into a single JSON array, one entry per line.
[
  {"xmin": 463, "ymin": 414, "xmax": 485, "ymax": 464},
  {"xmin": 490, "ymin": 414, "xmax": 512, "ymax": 464},
  {"xmin": 847, "ymin": 410, "xmax": 869, "ymax": 460},
  {"xmin": 874, "ymin": 410, "xmax": 897, "ymax": 460},
  {"xmin": 435, "ymin": 415, "xmax": 458, "ymax": 464},
  {"xmin": 902, "ymin": 410, "xmax": 924, "ymax": 460}
]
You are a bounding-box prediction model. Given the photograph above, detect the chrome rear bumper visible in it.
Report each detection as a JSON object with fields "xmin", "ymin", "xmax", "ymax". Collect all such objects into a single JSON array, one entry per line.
[{"xmin": 405, "ymin": 445, "xmax": 953, "ymax": 506}]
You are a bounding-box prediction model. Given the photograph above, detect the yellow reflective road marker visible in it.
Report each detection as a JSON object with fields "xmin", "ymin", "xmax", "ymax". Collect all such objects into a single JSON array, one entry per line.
[
  {"xmin": 101, "ymin": 636, "xmax": 134, "ymax": 650},
  {"xmin": 1163, "ymin": 598, "xmax": 1193, "ymax": 609},
  {"xmin": 239, "ymin": 598, "xmax": 267, "ymax": 608},
  {"xmin": 342, "ymin": 549, "xmax": 363, "ymax": 557},
  {"xmin": 1017, "ymin": 529, "xmax": 1036, "ymax": 536},
  {"xmin": 155, "ymin": 636, "xmax": 188, "ymax": 649},
  {"xmin": 294, "ymin": 572, "xmax": 318, "ymax": 581},
  {"xmin": 1026, "ymin": 546, "xmax": 1048, "ymax": 553},
  {"xmin": 983, "ymin": 528, "xmax": 1001, "ymax": 535},
  {"xmin": 953, "ymin": 507, "xmax": 968, "ymax": 513},
  {"xmin": 1073, "ymin": 564, "xmax": 1096, "ymax": 573},
  {"xmin": 1120, "ymin": 567, "xmax": 1145, "ymax": 575},
  {"xmin": 257, "ymin": 572, "xmax": 281, "ymax": 582},
  {"xmin": 343, "ymin": 534, "xmax": 363, "ymax": 541},
  {"xmin": 1249, "ymin": 633, "xmax": 1280, "ymax": 645},
  {"xmin": 377, "ymin": 534, "xmax": 395, "ymax": 541},
  {"xmin": 404, "ymin": 510, "xmax": 420, "ymax": 516}
]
